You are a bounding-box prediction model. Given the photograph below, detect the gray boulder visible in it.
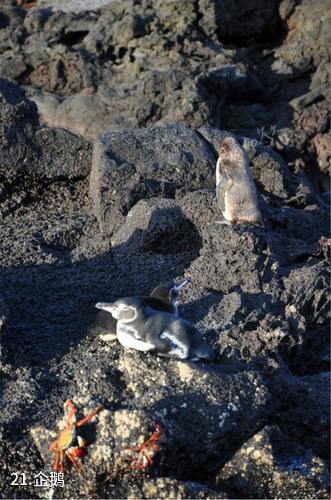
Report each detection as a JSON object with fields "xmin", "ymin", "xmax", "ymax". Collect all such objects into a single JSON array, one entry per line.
[
  {"xmin": 0, "ymin": 78, "xmax": 92, "ymax": 180},
  {"xmin": 89, "ymin": 123, "xmax": 215, "ymax": 234}
]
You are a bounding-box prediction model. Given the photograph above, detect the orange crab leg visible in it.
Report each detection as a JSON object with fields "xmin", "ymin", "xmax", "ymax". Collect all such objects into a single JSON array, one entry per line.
[
  {"xmin": 60, "ymin": 450, "xmax": 64, "ymax": 473},
  {"xmin": 131, "ymin": 450, "xmax": 154, "ymax": 470},
  {"xmin": 66, "ymin": 451, "xmax": 81, "ymax": 471},
  {"xmin": 126, "ymin": 444, "xmax": 144, "ymax": 452},
  {"xmin": 49, "ymin": 437, "xmax": 59, "ymax": 452},
  {"xmin": 77, "ymin": 406, "xmax": 103, "ymax": 427},
  {"xmin": 54, "ymin": 450, "xmax": 60, "ymax": 472},
  {"xmin": 127, "ymin": 433, "xmax": 158, "ymax": 453}
]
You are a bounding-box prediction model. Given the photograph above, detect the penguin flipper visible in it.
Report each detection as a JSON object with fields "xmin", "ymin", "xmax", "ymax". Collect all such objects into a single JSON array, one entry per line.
[
  {"xmin": 157, "ymin": 330, "xmax": 189, "ymax": 359},
  {"xmin": 216, "ymin": 172, "xmax": 233, "ymax": 214}
]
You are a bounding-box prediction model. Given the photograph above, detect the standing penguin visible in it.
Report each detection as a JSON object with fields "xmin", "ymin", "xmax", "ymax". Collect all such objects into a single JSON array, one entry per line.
[
  {"xmin": 216, "ymin": 136, "xmax": 263, "ymax": 225},
  {"xmin": 97, "ymin": 278, "xmax": 189, "ymax": 342},
  {"xmin": 95, "ymin": 296, "xmax": 214, "ymax": 361}
]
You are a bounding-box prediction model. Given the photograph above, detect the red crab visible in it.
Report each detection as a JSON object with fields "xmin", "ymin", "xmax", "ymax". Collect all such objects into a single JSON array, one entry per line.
[
  {"xmin": 49, "ymin": 400, "xmax": 103, "ymax": 473},
  {"xmin": 126, "ymin": 421, "xmax": 166, "ymax": 470}
]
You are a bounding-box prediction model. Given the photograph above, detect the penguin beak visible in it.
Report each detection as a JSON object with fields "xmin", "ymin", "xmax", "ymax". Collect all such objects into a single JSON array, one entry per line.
[
  {"xmin": 95, "ymin": 302, "xmax": 116, "ymax": 314},
  {"xmin": 174, "ymin": 277, "xmax": 190, "ymax": 292}
]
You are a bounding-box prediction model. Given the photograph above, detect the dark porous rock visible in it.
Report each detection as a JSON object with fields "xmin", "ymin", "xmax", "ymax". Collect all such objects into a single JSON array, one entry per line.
[
  {"xmin": 269, "ymin": 205, "xmax": 329, "ymax": 245},
  {"xmin": 0, "ymin": 289, "xmax": 8, "ymax": 363},
  {"xmin": 273, "ymin": 0, "xmax": 330, "ymax": 77},
  {"xmin": 35, "ymin": 215, "xmax": 89, "ymax": 251},
  {"xmin": 214, "ymin": 425, "xmax": 330, "ymax": 499},
  {"xmin": 111, "ymin": 197, "xmax": 201, "ymax": 256},
  {"xmin": 0, "ymin": 6, "xmax": 26, "ymax": 54},
  {"xmin": 0, "ymin": 0, "xmax": 328, "ymax": 179},
  {"xmin": 33, "ymin": 127, "xmax": 92, "ymax": 179},
  {"xmin": 280, "ymin": 260, "xmax": 330, "ymax": 376},
  {"xmin": 107, "ymin": 197, "xmax": 202, "ymax": 295},
  {"xmin": 198, "ymin": 0, "xmax": 280, "ymax": 40},
  {"xmin": 200, "ymin": 294, "xmax": 291, "ymax": 364},
  {"xmin": 187, "ymin": 224, "xmax": 268, "ymax": 294},
  {"xmin": 30, "ymin": 63, "xmax": 215, "ymax": 138},
  {"xmin": 278, "ymin": 373, "xmax": 331, "ymax": 459},
  {"xmin": 15, "ymin": 0, "xmax": 269, "ymax": 138},
  {"xmin": 102, "ymin": 474, "xmax": 225, "ymax": 499},
  {"xmin": 90, "ymin": 124, "xmax": 216, "ymax": 234},
  {"xmin": 0, "ymin": 78, "xmax": 92, "ymax": 180},
  {"xmin": 27, "ymin": 48, "xmax": 94, "ymax": 97},
  {"xmin": 68, "ymin": 354, "xmax": 270, "ymax": 489}
]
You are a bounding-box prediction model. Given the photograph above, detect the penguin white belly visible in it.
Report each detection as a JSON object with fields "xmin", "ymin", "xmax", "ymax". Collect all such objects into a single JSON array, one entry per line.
[
  {"xmin": 117, "ymin": 323, "xmax": 155, "ymax": 352},
  {"xmin": 222, "ymin": 190, "xmax": 233, "ymax": 221}
]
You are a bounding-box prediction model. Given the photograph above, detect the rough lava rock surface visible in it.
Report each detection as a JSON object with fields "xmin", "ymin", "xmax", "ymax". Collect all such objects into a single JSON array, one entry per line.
[
  {"xmin": 0, "ymin": 1, "xmax": 330, "ymax": 499},
  {"xmin": 90, "ymin": 123, "xmax": 216, "ymax": 233}
]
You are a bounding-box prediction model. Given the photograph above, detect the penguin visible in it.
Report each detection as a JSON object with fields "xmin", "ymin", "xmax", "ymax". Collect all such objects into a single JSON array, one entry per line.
[
  {"xmin": 216, "ymin": 136, "xmax": 263, "ymax": 225},
  {"xmin": 97, "ymin": 278, "xmax": 189, "ymax": 342},
  {"xmin": 95, "ymin": 296, "xmax": 214, "ymax": 361},
  {"xmin": 150, "ymin": 277, "xmax": 189, "ymax": 315}
]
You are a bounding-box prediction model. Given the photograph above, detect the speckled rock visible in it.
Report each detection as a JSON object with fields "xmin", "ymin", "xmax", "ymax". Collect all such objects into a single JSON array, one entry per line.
[
  {"xmin": 215, "ymin": 425, "xmax": 330, "ymax": 498},
  {"xmin": 27, "ymin": 350, "xmax": 271, "ymax": 497},
  {"xmin": 140, "ymin": 477, "xmax": 224, "ymax": 499}
]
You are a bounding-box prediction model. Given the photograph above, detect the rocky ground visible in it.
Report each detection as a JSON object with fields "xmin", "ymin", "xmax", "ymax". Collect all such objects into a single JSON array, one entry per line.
[{"xmin": 0, "ymin": 0, "xmax": 330, "ymax": 498}]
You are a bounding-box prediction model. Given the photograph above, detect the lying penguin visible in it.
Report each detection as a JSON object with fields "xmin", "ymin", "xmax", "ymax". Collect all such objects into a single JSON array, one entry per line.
[
  {"xmin": 95, "ymin": 289, "xmax": 214, "ymax": 361},
  {"xmin": 97, "ymin": 279, "xmax": 189, "ymax": 342},
  {"xmin": 216, "ymin": 136, "xmax": 263, "ymax": 225}
]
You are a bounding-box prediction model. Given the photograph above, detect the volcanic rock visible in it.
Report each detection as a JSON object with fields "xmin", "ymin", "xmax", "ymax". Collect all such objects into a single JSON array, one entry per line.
[
  {"xmin": 215, "ymin": 425, "xmax": 330, "ymax": 499},
  {"xmin": 0, "ymin": 78, "xmax": 92, "ymax": 180},
  {"xmin": 89, "ymin": 123, "xmax": 215, "ymax": 234}
]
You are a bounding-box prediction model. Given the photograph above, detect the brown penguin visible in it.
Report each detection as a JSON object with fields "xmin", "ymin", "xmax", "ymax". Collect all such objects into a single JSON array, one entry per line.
[{"xmin": 216, "ymin": 136, "xmax": 263, "ymax": 225}]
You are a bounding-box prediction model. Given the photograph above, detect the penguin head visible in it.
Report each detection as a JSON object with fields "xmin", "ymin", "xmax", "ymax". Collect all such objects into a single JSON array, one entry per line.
[
  {"xmin": 150, "ymin": 283, "xmax": 173, "ymax": 305},
  {"xmin": 219, "ymin": 136, "xmax": 244, "ymax": 167},
  {"xmin": 151, "ymin": 278, "xmax": 190, "ymax": 303},
  {"xmin": 169, "ymin": 277, "xmax": 190, "ymax": 301},
  {"xmin": 95, "ymin": 297, "xmax": 142, "ymax": 323}
]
